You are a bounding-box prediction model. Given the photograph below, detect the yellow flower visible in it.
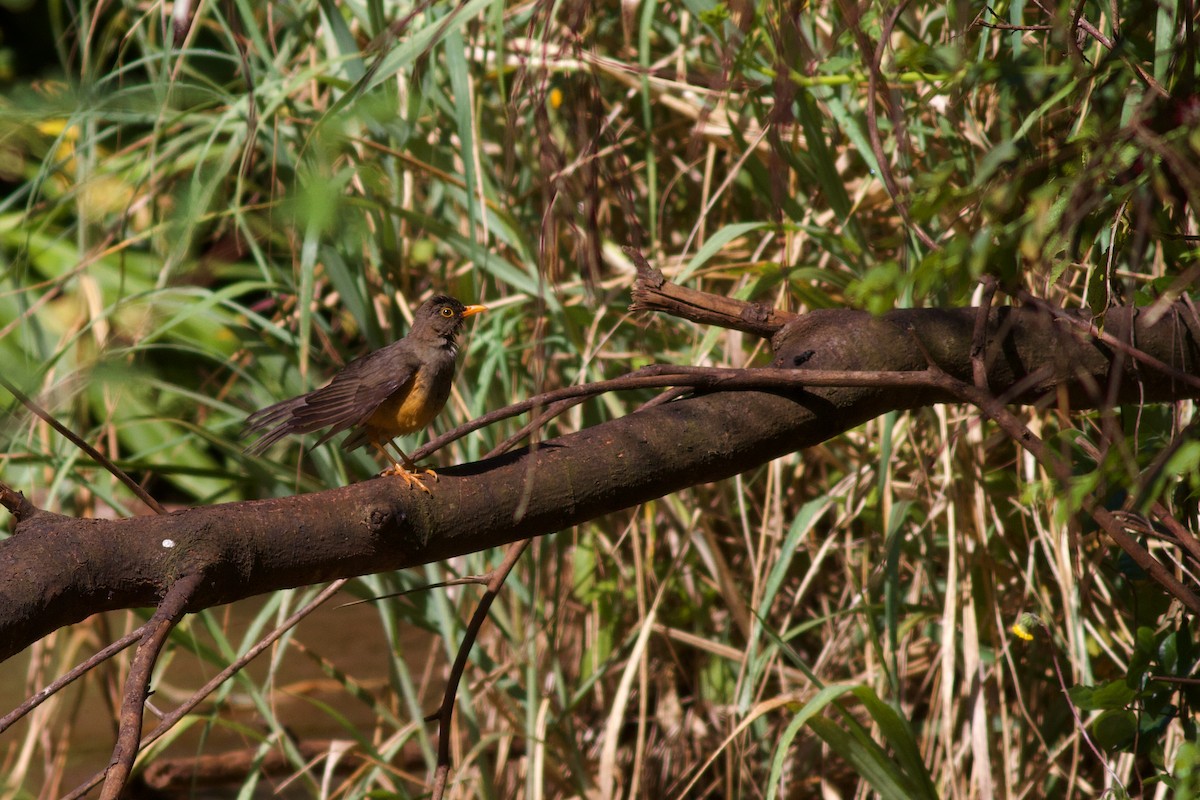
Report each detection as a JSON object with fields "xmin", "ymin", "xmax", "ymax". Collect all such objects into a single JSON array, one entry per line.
[{"xmin": 1011, "ymin": 612, "xmax": 1043, "ymax": 641}]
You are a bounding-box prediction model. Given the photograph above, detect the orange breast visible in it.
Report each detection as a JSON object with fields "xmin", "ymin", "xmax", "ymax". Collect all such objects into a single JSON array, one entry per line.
[{"xmin": 366, "ymin": 372, "xmax": 441, "ymax": 437}]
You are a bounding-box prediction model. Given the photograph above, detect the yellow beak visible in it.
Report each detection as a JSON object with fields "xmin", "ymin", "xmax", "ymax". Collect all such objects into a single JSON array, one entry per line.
[{"xmin": 462, "ymin": 304, "xmax": 487, "ymax": 318}]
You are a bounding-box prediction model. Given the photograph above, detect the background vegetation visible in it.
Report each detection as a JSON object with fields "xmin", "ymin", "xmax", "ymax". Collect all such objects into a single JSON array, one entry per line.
[{"xmin": 1, "ymin": 0, "xmax": 1198, "ymax": 796}]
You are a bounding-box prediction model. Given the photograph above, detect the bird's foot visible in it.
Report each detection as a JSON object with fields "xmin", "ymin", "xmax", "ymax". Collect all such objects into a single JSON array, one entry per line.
[{"xmin": 381, "ymin": 464, "xmax": 436, "ymax": 493}]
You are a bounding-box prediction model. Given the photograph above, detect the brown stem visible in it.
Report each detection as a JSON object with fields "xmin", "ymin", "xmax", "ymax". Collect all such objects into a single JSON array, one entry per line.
[
  {"xmin": 486, "ymin": 397, "xmax": 586, "ymax": 459},
  {"xmin": 0, "ymin": 624, "xmax": 147, "ymax": 735},
  {"xmin": 971, "ymin": 276, "xmax": 998, "ymax": 388},
  {"xmin": 429, "ymin": 539, "xmax": 532, "ymax": 800},
  {"xmin": 1017, "ymin": 291, "xmax": 1200, "ymax": 392},
  {"xmin": 100, "ymin": 573, "xmax": 205, "ymax": 799},
  {"xmin": 860, "ymin": 0, "xmax": 940, "ymax": 251},
  {"xmin": 0, "ymin": 480, "xmax": 39, "ymax": 523},
  {"xmin": 1034, "ymin": 617, "xmax": 1127, "ymax": 792},
  {"xmin": 63, "ymin": 579, "xmax": 350, "ymax": 800},
  {"xmin": 625, "ymin": 247, "xmax": 796, "ymax": 337},
  {"xmin": 414, "ymin": 364, "xmax": 944, "ymax": 464},
  {"xmin": 1150, "ymin": 503, "xmax": 1200, "ymax": 571},
  {"xmin": 925, "ymin": 368, "xmax": 1200, "ymax": 616}
]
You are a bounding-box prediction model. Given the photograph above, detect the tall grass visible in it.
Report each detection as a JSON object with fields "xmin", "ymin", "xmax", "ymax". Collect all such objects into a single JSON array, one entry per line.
[{"xmin": 1, "ymin": 0, "xmax": 1197, "ymax": 797}]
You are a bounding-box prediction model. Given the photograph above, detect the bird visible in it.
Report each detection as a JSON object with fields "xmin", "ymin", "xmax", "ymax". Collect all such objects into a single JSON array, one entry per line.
[{"xmin": 243, "ymin": 295, "xmax": 487, "ymax": 491}]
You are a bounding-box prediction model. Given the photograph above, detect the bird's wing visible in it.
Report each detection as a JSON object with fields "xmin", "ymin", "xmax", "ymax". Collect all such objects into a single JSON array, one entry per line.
[
  {"xmin": 243, "ymin": 342, "xmax": 419, "ymax": 454},
  {"xmin": 303, "ymin": 344, "xmax": 421, "ymax": 447},
  {"xmin": 242, "ymin": 395, "xmax": 308, "ymax": 455}
]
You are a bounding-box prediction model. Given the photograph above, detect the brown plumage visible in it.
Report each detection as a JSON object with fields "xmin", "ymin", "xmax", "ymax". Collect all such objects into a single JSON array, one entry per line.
[{"xmin": 244, "ymin": 295, "xmax": 486, "ymax": 489}]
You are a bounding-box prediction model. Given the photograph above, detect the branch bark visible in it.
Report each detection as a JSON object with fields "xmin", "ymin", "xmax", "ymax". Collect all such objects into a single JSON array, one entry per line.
[{"xmin": 2, "ymin": 302, "xmax": 1198, "ymax": 664}]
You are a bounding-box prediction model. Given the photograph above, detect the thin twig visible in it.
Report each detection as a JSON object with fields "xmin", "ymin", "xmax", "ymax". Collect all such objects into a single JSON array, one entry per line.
[
  {"xmin": 971, "ymin": 276, "xmax": 998, "ymax": 389},
  {"xmin": 413, "ymin": 364, "xmax": 946, "ymax": 463},
  {"xmin": 1016, "ymin": 291, "xmax": 1200, "ymax": 392},
  {"xmin": 62, "ymin": 579, "xmax": 350, "ymax": 800},
  {"xmin": 0, "ymin": 374, "xmax": 167, "ymax": 514},
  {"xmin": 861, "ymin": 0, "xmax": 940, "ymax": 251},
  {"xmin": 1150, "ymin": 503, "xmax": 1200, "ymax": 571},
  {"xmin": 1035, "ymin": 617, "xmax": 1127, "ymax": 793},
  {"xmin": 0, "ymin": 624, "xmax": 148, "ymax": 735},
  {"xmin": 419, "ymin": 338, "xmax": 1200, "ymax": 466},
  {"xmin": 428, "ymin": 539, "xmax": 532, "ymax": 800},
  {"xmin": 977, "ymin": 20, "xmax": 1053, "ymax": 30},
  {"xmin": 904, "ymin": 326, "xmax": 1200, "ymax": 612},
  {"xmin": 336, "ymin": 576, "xmax": 488, "ymax": 609},
  {"xmin": 427, "ymin": 431, "xmax": 544, "ymax": 796},
  {"xmin": 1148, "ymin": 675, "xmax": 1200, "ymax": 685},
  {"xmin": 340, "ymin": 398, "xmax": 542, "ymax": 763},
  {"xmin": 925, "ymin": 364, "xmax": 1200, "ymax": 616},
  {"xmin": 487, "ymin": 397, "xmax": 586, "ymax": 458}
]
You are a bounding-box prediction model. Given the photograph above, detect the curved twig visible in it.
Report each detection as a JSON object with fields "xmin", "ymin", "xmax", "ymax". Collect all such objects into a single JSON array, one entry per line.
[
  {"xmin": 971, "ymin": 275, "xmax": 998, "ymax": 388},
  {"xmin": 428, "ymin": 539, "xmax": 533, "ymax": 800},
  {"xmin": 63, "ymin": 579, "xmax": 351, "ymax": 800},
  {"xmin": 922, "ymin": 362, "xmax": 1200, "ymax": 616},
  {"xmin": 100, "ymin": 572, "xmax": 205, "ymax": 799},
  {"xmin": 413, "ymin": 364, "xmax": 946, "ymax": 464},
  {"xmin": 860, "ymin": 0, "xmax": 941, "ymax": 251},
  {"xmin": 423, "ymin": 398, "xmax": 555, "ymax": 797},
  {"xmin": 1017, "ymin": 291, "xmax": 1200, "ymax": 391}
]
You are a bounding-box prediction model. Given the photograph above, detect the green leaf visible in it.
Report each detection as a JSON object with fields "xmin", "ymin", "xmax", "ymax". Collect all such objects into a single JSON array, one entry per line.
[
  {"xmin": 677, "ymin": 222, "xmax": 771, "ymax": 284},
  {"xmin": 1069, "ymin": 681, "xmax": 1137, "ymax": 711},
  {"xmin": 766, "ymin": 685, "xmax": 937, "ymax": 800},
  {"xmin": 1091, "ymin": 709, "xmax": 1138, "ymax": 751}
]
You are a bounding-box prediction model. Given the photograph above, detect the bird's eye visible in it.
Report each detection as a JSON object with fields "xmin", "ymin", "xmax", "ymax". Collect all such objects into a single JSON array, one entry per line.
[{"xmin": 440, "ymin": 307, "xmax": 454, "ymax": 317}]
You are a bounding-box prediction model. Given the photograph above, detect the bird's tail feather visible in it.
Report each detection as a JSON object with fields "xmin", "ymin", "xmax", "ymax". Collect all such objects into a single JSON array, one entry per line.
[{"xmin": 242, "ymin": 395, "xmax": 307, "ymax": 455}]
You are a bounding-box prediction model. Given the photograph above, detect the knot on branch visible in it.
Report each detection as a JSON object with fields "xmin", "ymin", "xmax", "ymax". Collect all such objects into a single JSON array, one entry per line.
[
  {"xmin": 624, "ymin": 246, "xmax": 665, "ymax": 289},
  {"xmin": 739, "ymin": 303, "xmax": 774, "ymax": 329},
  {"xmin": 0, "ymin": 484, "xmax": 41, "ymax": 526},
  {"xmin": 368, "ymin": 504, "xmax": 405, "ymax": 533}
]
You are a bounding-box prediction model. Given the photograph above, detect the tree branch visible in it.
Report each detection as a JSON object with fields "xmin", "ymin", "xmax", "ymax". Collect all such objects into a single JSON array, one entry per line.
[
  {"xmin": 0, "ymin": 624, "xmax": 146, "ymax": 735},
  {"xmin": 61, "ymin": 579, "xmax": 350, "ymax": 800},
  {"xmin": 429, "ymin": 539, "xmax": 532, "ymax": 800},
  {"xmin": 100, "ymin": 572, "xmax": 204, "ymax": 799},
  {"xmin": 626, "ymin": 247, "xmax": 795, "ymax": 336},
  {"xmin": 1, "ymin": 303, "xmax": 1197, "ymax": 666}
]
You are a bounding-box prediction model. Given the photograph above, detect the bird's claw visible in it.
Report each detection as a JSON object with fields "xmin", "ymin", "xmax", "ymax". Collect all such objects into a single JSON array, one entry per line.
[{"xmin": 381, "ymin": 464, "xmax": 435, "ymax": 493}]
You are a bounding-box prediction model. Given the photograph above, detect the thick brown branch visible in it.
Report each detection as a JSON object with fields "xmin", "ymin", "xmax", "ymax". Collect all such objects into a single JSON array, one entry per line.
[{"xmin": 1, "ymin": 303, "xmax": 1197, "ymax": 664}]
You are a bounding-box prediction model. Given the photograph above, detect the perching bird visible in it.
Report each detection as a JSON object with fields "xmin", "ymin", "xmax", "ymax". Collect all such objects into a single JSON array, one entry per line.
[{"xmin": 244, "ymin": 295, "xmax": 487, "ymax": 491}]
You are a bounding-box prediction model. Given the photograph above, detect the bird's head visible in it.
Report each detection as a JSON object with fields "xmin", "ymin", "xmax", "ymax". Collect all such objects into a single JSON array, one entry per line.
[{"xmin": 413, "ymin": 295, "xmax": 487, "ymax": 339}]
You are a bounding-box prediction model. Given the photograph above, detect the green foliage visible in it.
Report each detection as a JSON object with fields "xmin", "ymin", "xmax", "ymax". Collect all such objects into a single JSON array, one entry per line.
[
  {"xmin": 1, "ymin": 0, "xmax": 1198, "ymax": 796},
  {"xmin": 1072, "ymin": 622, "xmax": 1199, "ymax": 757}
]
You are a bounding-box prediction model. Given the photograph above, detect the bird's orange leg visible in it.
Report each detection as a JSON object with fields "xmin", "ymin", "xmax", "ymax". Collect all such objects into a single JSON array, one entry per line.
[
  {"xmin": 372, "ymin": 441, "xmax": 434, "ymax": 493},
  {"xmin": 388, "ymin": 441, "xmax": 438, "ymax": 482}
]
